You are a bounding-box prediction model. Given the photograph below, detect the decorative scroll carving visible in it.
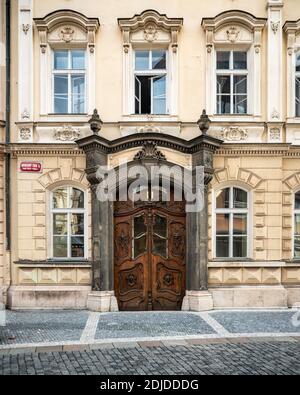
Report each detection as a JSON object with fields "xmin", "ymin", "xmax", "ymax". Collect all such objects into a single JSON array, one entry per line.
[
  {"xmin": 134, "ymin": 141, "xmax": 166, "ymax": 161},
  {"xmin": 269, "ymin": 128, "xmax": 281, "ymax": 141},
  {"xmin": 221, "ymin": 126, "xmax": 248, "ymax": 142},
  {"xmin": 59, "ymin": 26, "xmax": 75, "ymax": 42},
  {"xmin": 163, "ymin": 273, "xmax": 174, "ymax": 287},
  {"xmin": 144, "ymin": 23, "xmax": 158, "ymax": 42},
  {"xmin": 54, "ymin": 125, "xmax": 81, "ymax": 141},
  {"xmin": 22, "ymin": 24, "xmax": 30, "ymax": 35},
  {"xmin": 271, "ymin": 108, "xmax": 280, "ymax": 119},
  {"xmin": 271, "ymin": 21, "xmax": 280, "ymax": 34},
  {"xmin": 126, "ymin": 273, "xmax": 137, "ymax": 288},
  {"xmin": 21, "ymin": 109, "xmax": 30, "ymax": 119},
  {"xmin": 226, "ymin": 26, "xmax": 239, "ymax": 42},
  {"xmin": 19, "ymin": 128, "xmax": 32, "ymax": 141}
]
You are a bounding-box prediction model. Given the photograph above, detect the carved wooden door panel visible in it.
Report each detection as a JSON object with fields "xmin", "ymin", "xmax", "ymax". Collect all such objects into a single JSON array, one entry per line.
[{"xmin": 114, "ymin": 198, "xmax": 186, "ymax": 311}]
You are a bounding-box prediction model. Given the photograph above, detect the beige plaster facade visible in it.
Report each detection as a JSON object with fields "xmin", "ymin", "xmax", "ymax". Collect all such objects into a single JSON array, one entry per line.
[{"xmin": 2, "ymin": 0, "xmax": 300, "ymax": 309}]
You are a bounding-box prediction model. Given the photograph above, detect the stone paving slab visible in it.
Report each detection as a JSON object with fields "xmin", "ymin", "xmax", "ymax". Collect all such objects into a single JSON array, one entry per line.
[
  {"xmin": 211, "ymin": 311, "xmax": 300, "ymax": 334},
  {"xmin": 1, "ymin": 341, "xmax": 300, "ymax": 375},
  {"xmin": 0, "ymin": 311, "xmax": 88, "ymax": 345},
  {"xmin": 95, "ymin": 312, "xmax": 216, "ymax": 339}
]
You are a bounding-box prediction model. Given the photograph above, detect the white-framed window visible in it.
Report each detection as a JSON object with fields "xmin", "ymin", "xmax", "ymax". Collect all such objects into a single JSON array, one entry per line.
[
  {"xmin": 294, "ymin": 191, "xmax": 300, "ymax": 258},
  {"xmin": 51, "ymin": 186, "xmax": 86, "ymax": 259},
  {"xmin": 134, "ymin": 50, "xmax": 168, "ymax": 115},
  {"xmin": 296, "ymin": 53, "xmax": 300, "ymax": 117},
  {"xmin": 52, "ymin": 49, "xmax": 86, "ymax": 114},
  {"xmin": 214, "ymin": 186, "xmax": 249, "ymax": 258},
  {"xmin": 216, "ymin": 50, "xmax": 248, "ymax": 115}
]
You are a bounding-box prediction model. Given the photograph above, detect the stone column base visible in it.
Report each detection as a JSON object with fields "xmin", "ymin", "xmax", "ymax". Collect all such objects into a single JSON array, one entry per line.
[
  {"xmin": 182, "ymin": 290, "xmax": 214, "ymax": 312},
  {"xmin": 87, "ymin": 291, "xmax": 119, "ymax": 312}
]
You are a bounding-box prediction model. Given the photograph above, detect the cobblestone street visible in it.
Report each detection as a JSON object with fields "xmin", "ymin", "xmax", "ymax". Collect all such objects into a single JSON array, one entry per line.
[
  {"xmin": 1, "ymin": 309, "xmax": 300, "ymax": 375},
  {"xmin": 1, "ymin": 340, "xmax": 300, "ymax": 375}
]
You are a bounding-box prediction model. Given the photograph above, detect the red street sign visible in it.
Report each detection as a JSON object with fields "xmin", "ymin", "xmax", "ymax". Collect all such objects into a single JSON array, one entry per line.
[{"xmin": 20, "ymin": 162, "xmax": 42, "ymax": 173}]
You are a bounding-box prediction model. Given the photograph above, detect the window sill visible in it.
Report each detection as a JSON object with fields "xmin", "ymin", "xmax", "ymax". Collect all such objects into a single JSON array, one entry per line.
[
  {"xmin": 121, "ymin": 114, "xmax": 180, "ymax": 123},
  {"xmin": 210, "ymin": 114, "xmax": 259, "ymax": 123},
  {"xmin": 208, "ymin": 260, "xmax": 289, "ymax": 268}
]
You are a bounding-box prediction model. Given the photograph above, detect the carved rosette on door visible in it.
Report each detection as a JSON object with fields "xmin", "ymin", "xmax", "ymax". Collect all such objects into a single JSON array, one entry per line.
[{"xmin": 114, "ymin": 191, "xmax": 186, "ymax": 311}]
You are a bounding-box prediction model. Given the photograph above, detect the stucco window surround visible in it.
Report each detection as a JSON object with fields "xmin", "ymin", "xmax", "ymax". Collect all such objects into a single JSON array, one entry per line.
[
  {"xmin": 47, "ymin": 183, "xmax": 89, "ymax": 262},
  {"xmin": 34, "ymin": 10, "xmax": 100, "ymax": 120},
  {"xmin": 212, "ymin": 182, "xmax": 253, "ymax": 261},
  {"xmin": 284, "ymin": 19, "xmax": 300, "ymax": 122},
  {"xmin": 118, "ymin": 10, "xmax": 183, "ymax": 122},
  {"xmin": 202, "ymin": 11, "xmax": 266, "ymax": 122}
]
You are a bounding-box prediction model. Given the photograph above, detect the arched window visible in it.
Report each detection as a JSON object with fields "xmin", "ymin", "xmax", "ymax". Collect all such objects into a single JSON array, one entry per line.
[
  {"xmin": 215, "ymin": 186, "xmax": 248, "ymax": 258},
  {"xmin": 51, "ymin": 186, "xmax": 86, "ymax": 259},
  {"xmin": 294, "ymin": 191, "xmax": 300, "ymax": 258}
]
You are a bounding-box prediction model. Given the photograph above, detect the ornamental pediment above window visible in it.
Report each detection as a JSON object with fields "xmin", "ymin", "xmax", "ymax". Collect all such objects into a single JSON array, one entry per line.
[
  {"xmin": 202, "ymin": 11, "xmax": 266, "ymax": 51},
  {"xmin": 34, "ymin": 10, "xmax": 100, "ymax": 52},
  {"xmin": 118, "ymin": 10, "xmax": 183, "ymax": 52}
]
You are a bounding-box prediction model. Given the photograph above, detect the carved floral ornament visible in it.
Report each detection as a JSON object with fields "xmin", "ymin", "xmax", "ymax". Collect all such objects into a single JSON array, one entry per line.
[
  {"xmin": 226, "ymin": 26, "xmax": 240, "ymax": 43},
  {"xmin": 19, "ymin": 128, "xmax": 32, "ymax": 141},
  {"xmin": 220, "ymin": 126, "xmax": 248, "ymax": 142},
  {"xmin": 118, "ymin": 10, "xmax": 183, "ymax": 53},
  {"xmin": 34, "ymin": 10, "xmax": 100, "ymax": 53},
  {"xmin": 53, "ymin": 125, "xmax": 81, "ymax": 141}
]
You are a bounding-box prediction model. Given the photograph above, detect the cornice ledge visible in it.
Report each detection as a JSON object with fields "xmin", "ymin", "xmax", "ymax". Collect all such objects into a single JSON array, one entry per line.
[
  {"xmin": 201, "ymin": 10, "xmax": 267, "ymax": 32},
  {"xmin": 9, "ymin": 144, "xmax": 84, "ymax": 157},
  {"xmin": 76, "ymin": 132, "xmax": 223, "ymax": 155}
]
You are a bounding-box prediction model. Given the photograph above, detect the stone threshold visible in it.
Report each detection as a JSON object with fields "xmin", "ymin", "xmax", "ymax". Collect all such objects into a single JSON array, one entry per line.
[{"xmin": 1, "ymin": 333, "xmax": 300, "ymax": 355}]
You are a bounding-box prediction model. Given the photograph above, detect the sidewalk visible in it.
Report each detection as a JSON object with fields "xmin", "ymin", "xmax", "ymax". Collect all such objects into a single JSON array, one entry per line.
[{"xmin": 0, "ymin": 309, "xmax": 300, "ymax": 355}]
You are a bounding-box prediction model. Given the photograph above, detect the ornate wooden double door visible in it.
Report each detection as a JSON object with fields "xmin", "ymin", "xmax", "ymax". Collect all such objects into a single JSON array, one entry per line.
[{"xmin": 114, "ymin": 197, "xmax": 186, "ymax": 311}]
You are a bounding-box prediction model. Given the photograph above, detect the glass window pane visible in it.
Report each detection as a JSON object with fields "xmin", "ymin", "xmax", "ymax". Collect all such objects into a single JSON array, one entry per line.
[
  {"xmin": 217, "ymin": 95, "xmax": 230, "ymax": 114},
  {"xmin": 234, "ymin": 75, "xmax": 247, "ymax": 94},
  {"xmin": 233, "ymin": 236, "xmax": 247, "ymax": 257},
  {"xmin": 216, "ymin": 236, "xmax": 229, "ymax": 257},
  {"xmin": 153, "ymin": 75, "xmax": 166, "ymax": 114},
  {"xmin": 154, "ymin": 215, "xmax": 167, "ymax": 238},
  {"xmin": 54, "ymin": 51, "xmax": 68, "ymax": 70},
  {"xmin": 234, "ymin": 95, "xmax": 247, "ymax": 114},
  {"xmin": 134, "ymin": 235, "xmax": 147, "ymax": 258},
  {"xmin": 153, "ymin": 235, "xmax": 167, "ymax": 258},
  {"xmin": 54, "ymin": 75, "xmax": 68, "ymax": 113},
  {"xmin": 71, "ymin": 75, "xmax": 85, "ymax": 113},
  {"xmin": 71, "ymin": 188, "xmax": 84, "ymax": 209},
  {"xmin": 216, "ymin": 188, "xmax": 230, "ymax": 208},
  {"xmin": 295, "ymin": 214, "xmax": 300, "ymax": 235},
  {"xmin": 233, "ymin": 52, "xmax": 247, "ymax": 69},
  {"xmin": 152, "ymin": 50, "xmax": 166, "ymax": 69},
  {"xmin": 216, "ymin": 214, "xmax": 229, "ymax": 235},
  {"xmin": 71, "ymin": 236, "xmax": 84, "ymax": 258},
  {"xmin": 295, "ymin": 192, "xmax": 300, "ymax": 209},
  {"xmin": 134, "ymin": 215, "xmax": 146, "ymax": 238},
  {"xmin": 53, "ymin": 188, "xmax": 68, "ymax": 208},
  {"xmin": 71, "ymin": 214, "xmax": 84, "ymax": 235},
  {"xmin": 233, "ymin": 214, "xmax": 247, "ymax": 235},
  {"xmin": 217, "ymin": 52, "xmax": 230, "ymax": 69},
  {"xmin": 294, "ymin": 236, "xmax": 300, "ymax": 258},
  {"xmin": 233, "ymin": 188, "xmax": 248, "ymax": 208},
  {"xmin": 53, "ymin": 214, "xmax": 68, "ymax": 235},
  {"xmin": 217, "ymin": 75, "xmax": 230, "ymax": 94},
  {"xmin": 53, "ymin": 236, "xmax": 68, "ymax": 258},
  {"xmin": 296, "ymin": 53, "xmax": 300, "ymax": 72},
  {"xmin": 135, "ymin": 75, "xmax": 151, "ymax": 114},
  {"xmin": 135, "ymin": 76, "xmax": 141, "ymax": 114},
  {"xmin": 135, "ymin": 51, "xmax": 149, "ymax": 70},
  {"xmin": 71, "ymin": 50, "xmax": 85, "ymax": 69}
]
